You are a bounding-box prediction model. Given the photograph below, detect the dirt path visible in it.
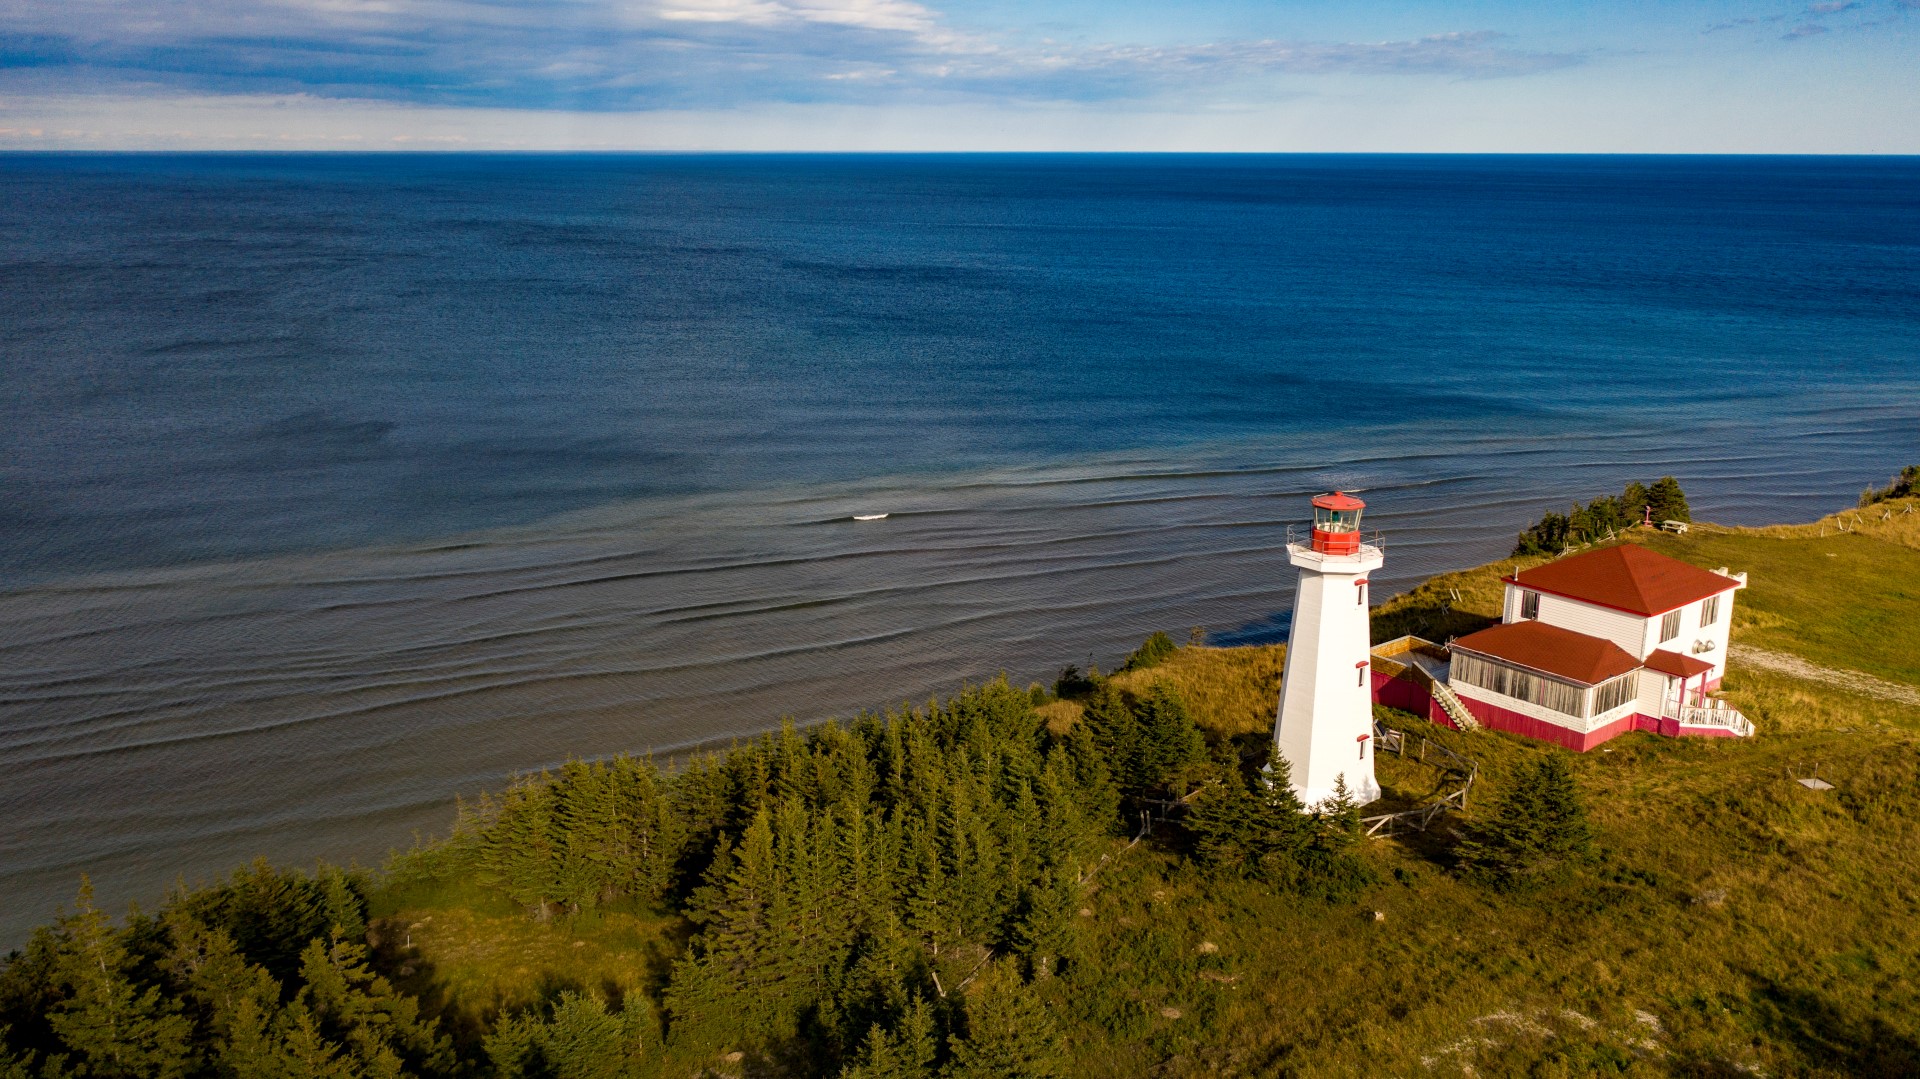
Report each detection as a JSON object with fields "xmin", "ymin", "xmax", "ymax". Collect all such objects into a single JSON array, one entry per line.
[{"xmin": 1730, "ymin": 644, "xmax": 1920, "ymax": 709}]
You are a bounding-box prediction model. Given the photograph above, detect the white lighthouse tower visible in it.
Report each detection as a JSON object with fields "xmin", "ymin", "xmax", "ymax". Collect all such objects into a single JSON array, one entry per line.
[{"xmin": 1273, "ymin": 491, "xmax": 1383, "ymax": 808}]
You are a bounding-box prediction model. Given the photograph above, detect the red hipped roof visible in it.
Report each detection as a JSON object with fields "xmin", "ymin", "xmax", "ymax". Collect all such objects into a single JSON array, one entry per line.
[
  {"xmin": 1644, "ymin": 648, "xmax": 1713, "ymax": 678},
  {"xmin": 1451, "ymin": 621, "xmax": 1641, "ymax": 686},
  {"xmin": 1508, "ymin": 544, "xmax": 1740, "ymax": 617}
]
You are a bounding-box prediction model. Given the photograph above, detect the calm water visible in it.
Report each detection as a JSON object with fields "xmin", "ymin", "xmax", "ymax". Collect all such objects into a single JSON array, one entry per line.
[{"xmin": 2, "ymin": 154, "xmax": 1916, "ymax": 945}]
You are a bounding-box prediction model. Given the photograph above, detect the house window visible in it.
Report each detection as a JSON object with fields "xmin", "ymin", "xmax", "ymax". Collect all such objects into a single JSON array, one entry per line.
[
  {"xmin": 1451, "ymin": 652, "xmax": 1585, "ymax": 717},
  {"xmin": 1700, "ymin": 595, "xmax": 1720, "ymax": 627},
  {"xmin": 1592, "ymin": 672, "xmax": 1636, "ymax": 715},
  {"xmin": 1520, "ymin": 590, "xmax": 1540, "ymax": 620},
  {"xmin": 1660, "ymin": 609, "xmax": 1681, "ymax": 643}
]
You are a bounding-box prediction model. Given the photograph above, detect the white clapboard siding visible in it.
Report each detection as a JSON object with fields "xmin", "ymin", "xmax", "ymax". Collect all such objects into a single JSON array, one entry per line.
[
  {"xmin": 1635, "ymin": 669, "xmax": 1669, "ymax": 717},
  {"xmin": 1529, "ymin": 590, "xmax": 1650, "ymax": 654}
]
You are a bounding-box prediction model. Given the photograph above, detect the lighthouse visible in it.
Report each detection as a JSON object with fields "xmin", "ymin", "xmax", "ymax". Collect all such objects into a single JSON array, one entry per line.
[{"xmin": 1273, "ymin": 491, "xmax": 1384, "ymax": 808}]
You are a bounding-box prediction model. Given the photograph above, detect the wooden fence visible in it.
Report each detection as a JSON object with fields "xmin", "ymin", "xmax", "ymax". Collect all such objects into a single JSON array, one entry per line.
[{"xmin": 1360, "ymin": 721, "xmax": 1478, "ymax": 838}]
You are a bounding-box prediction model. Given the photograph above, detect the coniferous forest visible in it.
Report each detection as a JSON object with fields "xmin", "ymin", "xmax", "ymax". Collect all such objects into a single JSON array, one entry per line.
[{"xmin": 0, "ymin": 676, "xmax": 1375, "ymax": 1078}]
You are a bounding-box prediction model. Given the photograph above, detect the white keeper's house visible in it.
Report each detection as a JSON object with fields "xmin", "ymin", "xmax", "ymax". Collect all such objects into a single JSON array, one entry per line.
[{"xmin": 1371, "ymin": 543, "xmax": 1755, "ymax": 751}]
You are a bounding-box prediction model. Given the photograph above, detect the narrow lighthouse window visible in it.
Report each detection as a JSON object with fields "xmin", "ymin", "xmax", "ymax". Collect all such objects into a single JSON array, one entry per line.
[{"xmin": 1356, "ymin": 660, "xmax": 1368, "ymax": 687}]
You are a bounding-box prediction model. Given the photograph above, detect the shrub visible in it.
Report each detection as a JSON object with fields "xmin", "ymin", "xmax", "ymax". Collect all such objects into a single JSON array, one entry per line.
[
  {"xmin": 1860, "ymin": 465, "xmax": 1920, "ymax": 507},
  {"xmin": 1120, "ymin": 631, "xmax": 1178, "ymax": 672}
]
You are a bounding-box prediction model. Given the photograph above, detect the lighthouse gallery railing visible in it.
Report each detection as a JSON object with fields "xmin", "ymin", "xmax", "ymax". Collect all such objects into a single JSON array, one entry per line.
[{"xmin": 1284, "ymin": 525, "xmax": 1387, "ymax": 552}]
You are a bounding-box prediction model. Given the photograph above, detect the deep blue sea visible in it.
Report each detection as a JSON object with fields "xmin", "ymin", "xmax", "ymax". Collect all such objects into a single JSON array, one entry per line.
[{"xmin": 2, "ymin": 154, "xmax": 1916, "ymax": 945}]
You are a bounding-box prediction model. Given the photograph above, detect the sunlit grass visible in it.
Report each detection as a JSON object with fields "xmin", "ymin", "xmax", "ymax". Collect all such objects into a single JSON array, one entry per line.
[
  {"xmin": 361, "ymin": 510, "xmax": 1920, "ymax": 1075},
  {"xmin": 368, "ymin": 872, "xmax": 684, "ymax": 1054}
]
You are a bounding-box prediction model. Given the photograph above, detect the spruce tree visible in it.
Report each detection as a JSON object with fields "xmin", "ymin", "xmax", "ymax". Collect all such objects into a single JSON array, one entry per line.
[
  {"xmin": 1133, "ymin": 685, "xmax": 1207, "ymax": 795},
  {"xmin": 161, "ymin": 913, "xmax": 295, "ymax": 1072},
  {"xmin": 316, "ymin": 868, "xmax": 366, "ymax": 944},
  {"xmin": 1534, "ymin": 755, "xmax": 1593, "ymax": 873},
  {"xmin": 1457, "ymin": 755, "xmax": 1592, "ymax": 890},
  {"xmin": 944, "ymin": 962, "xmax": 1063, "ymax": 1079},
  {"xmin": 1185, "ymin": 748, "xmax": 1311, "ymax": 884},
  {"xmin": 839, "ymin": 996, "xmax": 937, "ymax": 1079},
  {"xmin": 668, "ymin": 811, "xmax": 785, "ymax": 1039},
  {"xmin": 276, "ymin": 1007, "xmax": 357, "ymax": 1079},
  {"xmin": 1185, "ymin": 762, "xmax": 1265, "ymax": 872},
  {"xmin": 1013, "ymin": 868, "xmax": 1079, "ymax": 980},
  {"xmin": 295, "ymin": 935, "xmax": 453, "ymax": 1077},
  {"xmin": 1297, "ymin": 778, "xmax": 1375, "ymax": 901},
  {"xmin": 174, "ymin": 860, "xmax": 328, "ymax": 986},
  {"xmin": 1622, "ymin": 481, "xmax": 1650, "ymax": 521},
  {"xmin": 1076, "ymin": 686, "xmax": 1143, "ymax": 793},
  {"xmin": 1647, "ymin": 476, "xmax": 1691, "ymax": 524},
  {"xmin": 484, "ymin": 992, "xmax": 650, "ymax": 1079},
  {"xmin": 479, "ymin": 777, "xmax": 564, "ymax": 919},
  {"xmin": 45, "ymin": 879, "xmax": 194, "ymax": 1079}
]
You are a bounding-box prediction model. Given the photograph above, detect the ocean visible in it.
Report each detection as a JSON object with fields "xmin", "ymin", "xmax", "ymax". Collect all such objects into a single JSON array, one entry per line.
[{"xmin": 1, "ymin": 153, "xmax": 1915, "ymax": 945}]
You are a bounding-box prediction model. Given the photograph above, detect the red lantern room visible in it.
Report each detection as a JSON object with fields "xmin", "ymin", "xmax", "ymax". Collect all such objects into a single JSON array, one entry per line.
[{"xmin": 1310, "ymin": 491, "xmax": 1366, "ymax": 555}]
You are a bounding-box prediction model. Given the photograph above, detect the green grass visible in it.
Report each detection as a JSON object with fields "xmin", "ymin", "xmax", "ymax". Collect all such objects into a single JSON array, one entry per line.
[
  {"xmin": 365, "ymin": 507, "xmax": 1920, "ymax": 1076},
  {"xmin": 1036, "ymin": 513, "xmax": 1920, "ymax": 1075},
  {"xmin": 1641, "ymin": 517, "xmax": 1920, "ymax": 689},
  {"xmin": 1039, "ymin": 644, "xmax": 1288, "ymax": 741},
  {"xmin": 1055, "ymin": 689, "xmax": 1920, "ymax": 1076},
  {"xmin": 366, "ymin": 871, "xmax": 685, "ymax": 1056}
]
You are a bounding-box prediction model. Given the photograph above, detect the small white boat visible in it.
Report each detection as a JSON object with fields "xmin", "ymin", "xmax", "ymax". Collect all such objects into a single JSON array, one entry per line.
[{"xmin": 852, "ymin": 513, "xmax": 889, "ymax": 521}]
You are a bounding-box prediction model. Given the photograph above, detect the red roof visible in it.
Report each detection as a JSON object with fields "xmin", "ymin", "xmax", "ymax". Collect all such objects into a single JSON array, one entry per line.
[
  {"xmin": 1644, "ymin": 648, "xmax": 1713, "ymax": 678},
  {"xmin": 1451, "ymin": 621, "xmax": 1640, "ymax": 686},
  {"xmin": 1508, "ymin": 544, "xmax": 1740, "ymax": 617},
  {"xmin": 1312, "ymin": 491, "xmax": 1365, "ymax": 511}
]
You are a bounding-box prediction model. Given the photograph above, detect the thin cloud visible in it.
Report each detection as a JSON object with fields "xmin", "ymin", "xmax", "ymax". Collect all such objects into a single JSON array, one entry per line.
[
  {"xmin": 1708, "ymin": 0, "xmax": 1905, "ymax": 34},
  {"xmin": 0, "ymin": 0, "xmax": 1585, "ymax": 110}
]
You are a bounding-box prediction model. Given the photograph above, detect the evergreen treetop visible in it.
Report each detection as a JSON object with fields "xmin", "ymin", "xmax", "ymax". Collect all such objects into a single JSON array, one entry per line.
[
  {"xmin": 1513, "ymin": 475, "xmax": 1691, "ymax": 556},
  {"xmin": 1456, "ymin": 754, "xmax": 1593, "ymax": 891}
]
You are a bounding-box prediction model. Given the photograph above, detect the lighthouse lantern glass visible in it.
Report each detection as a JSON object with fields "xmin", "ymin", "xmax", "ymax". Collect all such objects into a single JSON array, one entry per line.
[{"xmin": 1315, "ymin": 506, "xmax": 1361, "ymax": 532}]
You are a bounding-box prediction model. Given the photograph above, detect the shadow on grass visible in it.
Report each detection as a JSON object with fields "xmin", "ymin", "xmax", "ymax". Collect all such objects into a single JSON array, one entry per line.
[
  {"xmin": 1744, "ymin": 979, "xmax": 1920, "ymax": 1078},
  {"xmin": 1370, "ymin": 599, "xmax": 1497, "ymax": 647}
]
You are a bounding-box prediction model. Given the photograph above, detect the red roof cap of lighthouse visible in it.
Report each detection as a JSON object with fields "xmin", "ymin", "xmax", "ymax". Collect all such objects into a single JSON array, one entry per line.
[
  {"xmin": 1451, "ymin": 621, "xmax": 1640, "ymax": 686},
  {"xmin": 1312, "ymin": 491, "xmax": 1366, "ymax": 511},
  {"xmin": 1507, "ymin": 544, "xmax": 1740, "ymax": 617}
]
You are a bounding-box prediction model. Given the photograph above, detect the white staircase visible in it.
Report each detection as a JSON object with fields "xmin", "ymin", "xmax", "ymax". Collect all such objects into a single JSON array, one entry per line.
[{"xmin": 1429, "ymin": 678, "xmax": 1482, "ymax": 732}]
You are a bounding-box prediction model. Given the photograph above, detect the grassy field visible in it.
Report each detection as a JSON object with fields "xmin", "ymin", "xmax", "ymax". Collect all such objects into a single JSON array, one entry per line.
[
  {"xmin": 369, "ymin": 496, "xmax": 1920, "ymax": 1076},
  {"xmin": 364, "ymin": 873, "xmax": 683, "ymax": 1054}
]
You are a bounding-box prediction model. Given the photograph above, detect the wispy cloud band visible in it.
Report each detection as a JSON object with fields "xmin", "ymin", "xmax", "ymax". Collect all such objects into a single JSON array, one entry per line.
[{"xmin": 0, "ymin": 0, "xmax": 1584, "ymax": 110}]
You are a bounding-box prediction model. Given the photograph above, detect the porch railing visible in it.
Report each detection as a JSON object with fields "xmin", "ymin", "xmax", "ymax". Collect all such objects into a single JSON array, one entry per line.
[{"xmin": 1672, "ymin": 698, "xmax": 1755, "ymax": 737}]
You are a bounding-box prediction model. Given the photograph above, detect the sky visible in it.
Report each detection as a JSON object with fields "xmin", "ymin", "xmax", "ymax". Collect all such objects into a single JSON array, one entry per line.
[{"xmin": 0, "ymin": 0, "xmax": 1915, "ymax": 150}]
